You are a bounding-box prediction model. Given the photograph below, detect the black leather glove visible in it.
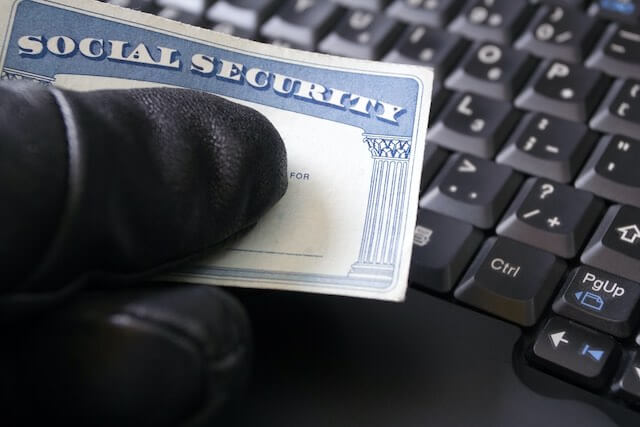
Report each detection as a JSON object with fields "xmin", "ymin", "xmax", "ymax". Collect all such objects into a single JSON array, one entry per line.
[{"xmin": 0, "ymin": 82, "xmax": 288, "ymax": 426}]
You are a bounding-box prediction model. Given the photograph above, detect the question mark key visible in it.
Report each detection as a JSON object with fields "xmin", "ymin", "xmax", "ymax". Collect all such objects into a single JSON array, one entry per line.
[{"xmin": 496, "ymin": 177, "xmax": 604, "ymax": 258}]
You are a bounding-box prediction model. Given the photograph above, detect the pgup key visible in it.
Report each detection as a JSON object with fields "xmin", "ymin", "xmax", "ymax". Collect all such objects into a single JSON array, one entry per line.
[{"xmin": 553, "ymin": 266, "xmax": 640, "ymax": 338}]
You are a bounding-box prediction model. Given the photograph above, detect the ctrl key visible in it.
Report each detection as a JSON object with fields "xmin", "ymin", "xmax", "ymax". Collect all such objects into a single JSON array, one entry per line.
[{"xmin": 531, "ymin": 317, "xmax": 619, "ymax": 390}]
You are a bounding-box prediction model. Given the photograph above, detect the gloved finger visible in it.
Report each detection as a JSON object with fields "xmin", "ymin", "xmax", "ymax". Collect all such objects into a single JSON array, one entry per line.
[
  {"xmin": 1, "ymin": 283, "xmax": 251, "ymax": 427},
  {"xmin": 0, "ymin": 83, "xmax": 287, "ymax": 300}
]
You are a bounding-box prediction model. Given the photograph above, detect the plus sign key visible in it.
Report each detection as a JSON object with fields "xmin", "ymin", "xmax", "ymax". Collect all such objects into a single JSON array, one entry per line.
[
  {"xmin": 531, "ymin": 317, "xmax": 620, "ymax": 389},
  {"xmin": 582, "ymin": 205, "xmax": 640, "ymax": 283},
  {"xmin": 497, "ymin": 178, "xmax": 604, "ymax": 258},
  {"xmin": 454, "ymin": 237, "xmax": 566, "ymax": 326},
  {"xmin": 420, "ymin": 154, "xmax": 522, "ymax": 229},
  {"xmin": 515, "ymin": 60, "xmax": 609, "ymax": 122}
]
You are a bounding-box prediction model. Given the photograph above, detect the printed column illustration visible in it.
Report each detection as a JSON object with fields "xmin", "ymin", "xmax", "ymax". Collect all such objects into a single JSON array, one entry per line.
[{"xmin": 349, "ymin": 134, "xmax": 412, "ymax": 281}]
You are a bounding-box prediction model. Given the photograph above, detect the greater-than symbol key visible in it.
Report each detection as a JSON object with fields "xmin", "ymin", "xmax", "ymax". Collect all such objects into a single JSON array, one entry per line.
[{"xmin": 421, "ymin": 154, "xmax": 522, "ymax": 229}]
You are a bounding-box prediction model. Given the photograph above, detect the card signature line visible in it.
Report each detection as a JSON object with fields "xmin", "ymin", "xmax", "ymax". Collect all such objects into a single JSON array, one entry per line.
[{"xmin": 229, "ymin": 248, "xmax": 323, "ymax": 258}]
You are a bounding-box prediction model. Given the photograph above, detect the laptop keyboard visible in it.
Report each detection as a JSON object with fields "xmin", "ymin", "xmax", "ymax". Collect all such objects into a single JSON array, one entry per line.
[{"xmin": 103, "ymin": 0, "xmax": 640, "ymax": 409}]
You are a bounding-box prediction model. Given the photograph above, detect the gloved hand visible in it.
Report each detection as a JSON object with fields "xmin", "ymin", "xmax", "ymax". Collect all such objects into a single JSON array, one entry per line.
[{"xmin": 0, "ymin": 82, "xmax": 288, "ymax": 426}]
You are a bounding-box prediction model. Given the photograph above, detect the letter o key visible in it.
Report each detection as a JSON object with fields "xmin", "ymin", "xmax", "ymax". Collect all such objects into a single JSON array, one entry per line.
[{"xmin": 477, "ymin": 44, "xmax": 502, "ymax": 65}]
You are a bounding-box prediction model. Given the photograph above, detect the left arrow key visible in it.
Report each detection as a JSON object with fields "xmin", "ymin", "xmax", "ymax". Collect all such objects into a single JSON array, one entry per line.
[
  {"xmin": 549, "ymin": 330, "xmax": 569, "ymax": 348},
  {"xmin": 530, "ymin": 316, "xmax": 619, "ymax": 389}
]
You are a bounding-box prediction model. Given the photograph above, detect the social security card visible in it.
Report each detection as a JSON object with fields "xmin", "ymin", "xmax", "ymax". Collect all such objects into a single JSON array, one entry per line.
[{"xmin": 0, "ymin": 0, "xmax": 433, "ymax": 301}]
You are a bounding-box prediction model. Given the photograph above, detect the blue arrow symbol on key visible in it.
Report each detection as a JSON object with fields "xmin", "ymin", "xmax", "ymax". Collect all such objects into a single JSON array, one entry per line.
[
  {"xmin": 575, "ymin": 291, "xmax": 583, "ymax": 301},
  {"xmin": 580, "ymin": 344, "xmax": 604, "ymax": 361}
]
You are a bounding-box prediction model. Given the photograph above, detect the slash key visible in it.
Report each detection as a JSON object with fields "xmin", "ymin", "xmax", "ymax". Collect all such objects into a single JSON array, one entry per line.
[{"xmin": 497, "ymin": 178, "xmax": 603, "ymax": 258}]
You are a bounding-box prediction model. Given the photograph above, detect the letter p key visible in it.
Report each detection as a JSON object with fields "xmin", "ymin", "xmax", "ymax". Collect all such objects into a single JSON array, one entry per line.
[{"xmin": 546, "ymin": 62, "xmax": 570, "ymax": 80}]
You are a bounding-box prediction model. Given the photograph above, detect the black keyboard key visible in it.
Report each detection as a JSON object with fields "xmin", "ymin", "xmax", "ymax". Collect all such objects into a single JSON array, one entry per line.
[
  {"xmin": 318, "ymin": 10, "xmax": 403, "ymax": 59},
  {"xmin": 206, "ymin": 0, "xmax": 280, "ymax": 33},
  {"xmin": 384, "ymin": 26, "xmax": 467, "ymax": 80},
  {"xmin": 386, "ymin": 0, "xmax": 464, "ymax": 28},
  {"xmin": 515, "ymin": 60, "xmax": 609, "ymax": 122},
  {"xmin": 429, "ymin": 80, "xmax": 450, "ymax": 120},
  {"xmin": 331, "ymin": 0, "xmax": 392, "ymax": 12},
  {"xmin": 454, "ymin": 237, "xmax": 566, "ymax": 326},
  {"xmin": 420, "ymin": 143, "xmax": 447, "ymax": 191},
  {"xmin": 156, "ymin": 0, "xmax": 207, "ymax": 15},
  {"xmin": 427, "ymin": 93, "xmax": 519, "ymax": 158},
  {"xmin": 497, "ymin": 178, "xmax": 603, "ymax": 258},
  {"xmin": 496, "ymin": 113, "xmax": 597, "ymax": 183},
  {"xmin": 106, "ymin": 0, "xmax": 158, "ymax": 12},
  {"xmin": 531, "ymin": 317, "xmax": 619, "ymax": 389},
  {"xmin": 420, "ymin": 154, "xmax": 522, "ymax": 229},
  {"xmin": 409, "ymin": 209, "xmax": 483, "ymax": 293},
  {"xmin": 445, "ymin": 41, "xmax": 536, "ymax": 101},
  {"xmin": 552, "ymin": 0, "xmax": 588, "ymax": 8},
  {"xmin": 261, "ymin": 0, "xmax": 341, "ymax": 50},
  {"xmin": 590, "ymin": 78, "xmax": 640, "ymax": 140},
  {"xmin": 208, "ymin": 20, "xmax": 257, "ymax": 39},
  {"xmin": 614, "ymin": 352, "xmax": 640, "ymax": 404},
  {"xmin": 515, "ymin": 5, "xmax": 603, "ymax": 62},
  {"xmin": 586, "ymin": 23, "xmax": 640, "ymax": 79},
  {"xmin": 553, "ymin": 266, "xmax": 640, "ymax": 338},
  {"xmin": 575, "ymin": 135, "xmax": 640, "ymax": 207},
  {"xmin": 157, "ymin": 6, "xmax": 203, "ymax": 26},
  {"xmin": 589, "ymin": 0, "xmax": 640, "ymax": 25},
  {"xmin": 448, "ymin": 0, "xmax": 532, "ymax": 44},
  {"xmin": 582, "ymin": 204, "xmax": 640, "ymax": 283}
]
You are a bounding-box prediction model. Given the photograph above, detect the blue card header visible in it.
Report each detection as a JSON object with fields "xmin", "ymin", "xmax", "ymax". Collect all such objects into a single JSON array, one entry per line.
[{"xmin": 4, "ymin": 1, "xmax": 422, "ymax": 136}]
